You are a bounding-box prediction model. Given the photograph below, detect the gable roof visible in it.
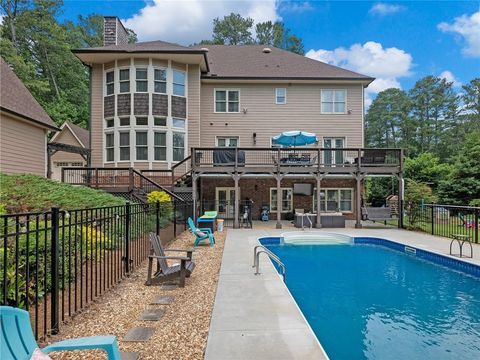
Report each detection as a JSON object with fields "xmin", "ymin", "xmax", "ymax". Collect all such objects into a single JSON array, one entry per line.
[
  {"xmin": 0, "ymin": 58, "xmax": 58, "ymax": 130},
  {"xmin": 193, "ymin": 45, "xmax": 373, "ymax": 82},
  {"xmin": 51, "ymin": 121, "xmax": 90, "ymax": 148}
]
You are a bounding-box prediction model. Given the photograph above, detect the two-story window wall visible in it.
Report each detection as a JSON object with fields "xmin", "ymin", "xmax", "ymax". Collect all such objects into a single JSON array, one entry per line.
[{"xmin": 102, "ymin": 58, "xmax": 188, "ymax": 167}]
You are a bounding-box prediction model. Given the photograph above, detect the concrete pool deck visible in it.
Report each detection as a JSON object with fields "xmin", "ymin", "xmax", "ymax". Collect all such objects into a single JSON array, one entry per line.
[{"xmin": 204, "ymin": 227, "xmax": 479, "ymax": 359}]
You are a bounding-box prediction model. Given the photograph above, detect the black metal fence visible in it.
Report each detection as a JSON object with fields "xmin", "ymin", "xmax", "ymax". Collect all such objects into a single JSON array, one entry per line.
[
  {"xmin": 0, "ymin": 200, "xmax": 192, "ymax": 340},
  {"xmin": 405, "ymin": 203, "xmax": 479, "ymax": 243},
  {"xmin": 200, "ymin": 200, "xmax": 253, "ymax": 228}
]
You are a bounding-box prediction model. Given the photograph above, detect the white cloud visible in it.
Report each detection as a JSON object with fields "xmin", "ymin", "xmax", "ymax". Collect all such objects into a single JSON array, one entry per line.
[
  {"xmin": 369, "ymin": 3, "xmax": 405, "ymax": 16},
  {"xmin": 278, "ymin": 1, "xmax": 314, "ymax": 13},
  {"xmin": 306, "ymin": 41, "xmax": 413, "ymax": 108},
  {"xmin": 123, "ymin": 0, "xmax": 280, "ymax": 44},
  {"xmin": 438, "ymin": 11, "xmax": 480, "ymax": 57},
  {"xmin": 439, "ymin": 70, "xmax": 462, "ymax": 87}
]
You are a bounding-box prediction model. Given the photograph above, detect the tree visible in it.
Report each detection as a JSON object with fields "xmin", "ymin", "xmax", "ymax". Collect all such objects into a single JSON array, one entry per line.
[
  {"xmin": 254, "ymin": 21, "xmax": 304, "ymax": 55},
  {"xmin": 0, "ymin": 0, "xmax": 28, "ymax": 47},
  {"xmin": 404, "ymin": 180, "xmax": 436, "ymax": 226},
  {"xmin": 403, "ymin": 153, "xmax": 453, "ymax": 190},
  {"xmin": 461, "ymin": 78, "xmax": 480, "ymax": 131},
  {"xmin": 211, "ymin": 13, "xmax": 254, "ymax": 45},
  {"xmin": 438, "ymin": 131, "xmax": 480, "ymax": 204}
]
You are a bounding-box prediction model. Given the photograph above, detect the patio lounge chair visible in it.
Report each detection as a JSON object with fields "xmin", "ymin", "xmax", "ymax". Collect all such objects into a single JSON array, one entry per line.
[
  {"xmin": 145, "ymin": 233, "xmax": 195, "ymax": 287},
  {"xmin": 0, "ymin": 306, "xmax": 121, "ymax": 360},
  {"xmin": 188, "ymin": 217, "xmax": 215, "ymax": 246}
]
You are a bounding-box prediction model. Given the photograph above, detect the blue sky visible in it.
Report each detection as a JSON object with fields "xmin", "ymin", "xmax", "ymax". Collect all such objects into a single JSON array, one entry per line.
[{"xmin": 61, "ymin": 1, "xmax": 479, "ymax": 104}]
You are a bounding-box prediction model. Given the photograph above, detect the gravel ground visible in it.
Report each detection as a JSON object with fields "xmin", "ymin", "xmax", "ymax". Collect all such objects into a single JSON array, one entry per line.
[{"xmin": 46, "ymin": 229, "xmax": 226, "ymax": 360}]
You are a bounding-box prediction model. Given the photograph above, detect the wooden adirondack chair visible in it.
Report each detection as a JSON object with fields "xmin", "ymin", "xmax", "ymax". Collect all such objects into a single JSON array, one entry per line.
[
  {"xmin": 0, "ymin": 306, "xmax": 121, "ymax": 360},
  {"xmin": 145, "ymin": 233, "xmax": 196, "ymax": 287},
  {"xmin": 188, "ymin": 217, "xmax": 215, "ymax": 246}
]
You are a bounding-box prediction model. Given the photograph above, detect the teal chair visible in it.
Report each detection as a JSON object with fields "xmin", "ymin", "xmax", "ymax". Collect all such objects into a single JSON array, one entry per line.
[
  {"xmin": 0, "ymin": 306, "xmax": 121, "ymax": 360},
  {"xmin": 188, "ymin": 217, "xmax": 215, "ymax": 246}
]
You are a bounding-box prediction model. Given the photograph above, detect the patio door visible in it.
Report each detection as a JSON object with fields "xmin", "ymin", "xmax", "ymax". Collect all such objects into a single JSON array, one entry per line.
[
  {"xmin": 215, "ymin": 187, "xmax": 238, "ymax": 218},
  {"xmin": 324, "ymin": 138, "xmax": 345, "ymax": 165}
]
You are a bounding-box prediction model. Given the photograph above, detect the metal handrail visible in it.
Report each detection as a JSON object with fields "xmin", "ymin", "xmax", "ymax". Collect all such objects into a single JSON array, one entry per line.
[{"xmin": 253, "ymin": 245, "xmax": 286, "ymax": 281}]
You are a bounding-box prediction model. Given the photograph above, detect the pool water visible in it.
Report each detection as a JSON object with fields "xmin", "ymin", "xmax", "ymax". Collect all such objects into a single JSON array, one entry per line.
[{"xmin": 264, "ymin": 242, "xmax": 480, "ymax": 360}]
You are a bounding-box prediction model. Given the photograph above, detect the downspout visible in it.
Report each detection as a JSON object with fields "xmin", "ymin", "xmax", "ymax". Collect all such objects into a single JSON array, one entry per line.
[{"xmin": 87, "ymin": 64, "xmax": 92, "ymax": 167}]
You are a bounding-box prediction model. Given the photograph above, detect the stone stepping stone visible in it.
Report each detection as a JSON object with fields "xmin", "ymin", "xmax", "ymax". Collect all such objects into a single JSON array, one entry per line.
[
  {"xmin": 123, "ymin": 327, "xmax": 155, "ymax": 342},
  {"xmin": 121, "ymin": 352, "xmax": 139, "ymax": 360},
  {"xmin": 139, "ymin": 308, "xmax": 165, "ymax": 321},
  {"xmin": 161, "ymin": 284, "xmax": 178, "ymax": 290},
  {"xmin": 151, "ymin": 295, "xmax": 174, "ymax": 305}
]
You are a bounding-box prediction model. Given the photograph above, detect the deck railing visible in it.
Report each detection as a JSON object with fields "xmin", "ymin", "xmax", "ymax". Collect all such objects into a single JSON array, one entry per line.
[{"xmin": 192, "ymin": 147, "xmax": 403, "ymax": 171}]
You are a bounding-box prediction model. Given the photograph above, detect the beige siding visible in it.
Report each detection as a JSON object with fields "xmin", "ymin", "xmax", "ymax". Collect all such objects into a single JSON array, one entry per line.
[
  {"xmin": 187, "ymin": 65, "xmax": 201, "ymax": 150},
  {"xmin": 51, "ymin": 127, "xmax": 86, "ymax": 163},
  {"xmin": 0, "ymin": 112, "xmax": 47, "ymax": 176},
  {"xmin": 91, "ymin": 64, "xmax": 104, "ymax": 166},
  {"xmin": 199, "ymin": 83, "xmax": 364, "ymax": 148}
]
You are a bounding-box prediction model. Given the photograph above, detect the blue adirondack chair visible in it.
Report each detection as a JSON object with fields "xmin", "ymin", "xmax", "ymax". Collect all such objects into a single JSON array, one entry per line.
[
  {"xmin": 188, "ymin": 217, "xmax": 215, "ymax": 246},
  {"xmin": 0, "ymin": 306, "xmax": 121, "ymax": 360}
]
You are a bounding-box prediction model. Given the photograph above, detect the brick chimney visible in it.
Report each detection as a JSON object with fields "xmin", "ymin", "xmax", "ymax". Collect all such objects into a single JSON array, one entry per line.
[{"xmin": 103, "ymin": 16, "xmax": 129, "ymax": 46}]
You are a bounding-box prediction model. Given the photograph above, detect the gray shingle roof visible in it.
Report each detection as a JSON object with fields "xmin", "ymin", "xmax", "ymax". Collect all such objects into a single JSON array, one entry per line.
[
  {"xmin": 67, "ymin": 121, "xmax": 90, "ymax": 148},
  {"xmin": 74, "ymin": 40, "xmax": 204, "ymax": 53},
  {"xmin": 0, "ymin": 57, "xmax": 58, "ymax": 130}
]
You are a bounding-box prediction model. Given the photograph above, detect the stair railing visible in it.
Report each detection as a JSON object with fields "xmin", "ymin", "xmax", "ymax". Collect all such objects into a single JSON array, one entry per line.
[{"xmin": 131, "ymin": 169, "xmax": 185, "ymax": 203}]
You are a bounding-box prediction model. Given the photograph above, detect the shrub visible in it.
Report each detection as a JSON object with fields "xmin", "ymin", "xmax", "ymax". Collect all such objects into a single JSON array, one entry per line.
[{"xmin": 147, "ymin": 191, "xmax": 173, "ymax": 225}]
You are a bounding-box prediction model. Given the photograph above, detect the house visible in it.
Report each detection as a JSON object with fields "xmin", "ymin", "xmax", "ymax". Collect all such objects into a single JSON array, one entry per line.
[
  {"xmin": 49, "ymin": 121, "xmax": 90, "ymax": 181},
  {"xmin": 72, "ymin": 16, "xmax": 404, "ymax": 228},
  {"xmin": 0, "ymin": 57, "xmax": 59, "ymax": 176}
]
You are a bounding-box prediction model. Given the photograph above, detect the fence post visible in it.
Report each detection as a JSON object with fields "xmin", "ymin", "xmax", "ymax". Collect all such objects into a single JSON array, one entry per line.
[
  {"xmin": 125, "ymin": 202, "xmax": 131, "ymax": 274},
  {"xmin": 50, "ymin": 207, "xmax": 60, "ymax": 335},
  {"xmin": 156, "ymin": 201, "xmax": 160, "ymax": 236},
  {"xmin": 431, "ymin": 205, "xmax": 435, "ymax": 235},
  {"xmin": 173, "ymin": 200, "xmax": 177, "ymax": 237},
  {"xmin": 475, "ymin": 210, "xmax": 479, "ymax": 244}
]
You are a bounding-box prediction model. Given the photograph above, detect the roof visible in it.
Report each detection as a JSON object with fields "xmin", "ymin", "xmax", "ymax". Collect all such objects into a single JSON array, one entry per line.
[
  {"xmin": 0, "ymin": 58, "xmax": 58, "ymax": 130},
  {"xmin": 50, "ymin": 121, "xmax": 89, "ymax": 148},
  {"xmin": 74, "ymin": 40, "xmax": 206, "ymax": 54},
  {"xmin": 194, "ymin": 45, "xmax": 373, "ymax": 81}
]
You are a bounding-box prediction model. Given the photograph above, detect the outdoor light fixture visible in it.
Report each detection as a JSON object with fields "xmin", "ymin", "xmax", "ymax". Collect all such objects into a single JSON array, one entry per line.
[
  {"xmin": 253, "ymin": 132, "xmax": 257, "ymax": 145},
  {"xmin": 243, "ymin": 108, "xmax": 248, "ymax": 114}
]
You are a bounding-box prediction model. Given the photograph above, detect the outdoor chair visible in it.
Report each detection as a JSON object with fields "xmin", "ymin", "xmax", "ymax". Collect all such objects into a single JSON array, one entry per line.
[
  {"xmin": 188, "ymin": 217, "xmax": 215, "ymax": 246},
  {"xmin": 145, "ymin": 233, "xmax": 195, "ymax": 287},
  {"xmin": 361, "ymin": 206, "xmax": 394, "ymax": 222},
  {"xmin": 0, "ymin": 306, "xmax": 121, "ymax": 360}
]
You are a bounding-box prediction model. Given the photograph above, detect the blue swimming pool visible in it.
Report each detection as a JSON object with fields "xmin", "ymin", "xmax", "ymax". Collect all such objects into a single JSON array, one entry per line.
[{"xmin": 261, "ymin": 236, "xmax": 480, "ymax": 360}]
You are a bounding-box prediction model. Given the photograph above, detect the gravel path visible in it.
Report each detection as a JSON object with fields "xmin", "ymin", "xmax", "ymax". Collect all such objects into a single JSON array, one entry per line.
[{"xmin": 46, "ymin": 229, "xmax": 226, "ymax": 359}]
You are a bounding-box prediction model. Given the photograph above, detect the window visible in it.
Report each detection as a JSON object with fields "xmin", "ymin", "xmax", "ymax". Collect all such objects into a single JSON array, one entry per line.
[
  {"xmin": 106, "ymin": 71, "xmax": 114, "ymax": 95},
  {"xmin": 216, "ymin": 137, "xmax": 239, "ymax": 147},
  {"xmin": 136, "ymin": 68, "xmax": 148, "ymax": 92},
  {"xmin": 324, "ymin": 138, "xmax": 345, "ymax": 165},
  {"xmin": 119, "ymin": 69, "xmax": 130, "ymax": 93},
  {"xmin": 135, "ymin": 131, "xmax": 148, "ymax": 160},
  {"xmin": 119, "ymin": 132, "xmax": 130, "ymax": 161},
  {"xmin": 154, "ymin": 117, "xmax": 167, "ymax": 127},
  {"xmin": 312, "ymin": 188, "xmax": 353, "ymax": 213},
  {"xmin": 154, "ymin": 68, "xmax": 167, "ymax": 93},
  {"xmin": 173, "ymin": 70, "xmax": 185, "ymax": 96},
  {"xmin": 105, "ymin": 118, "xmax": 114, "ymax": 128},
  {"xmin": 270, "ymin": 188, "xmax": 293, "ymax": 213},
  {"xmin": 173, "ymin": 132, "xmax": 185, "ymax": 161},
  {"xmin": 136, "ymin": 116, "xmax": 148, "ymax": 126},
  {"xmin": 172, "ymin": 118, "xmax": 185, "ymax": 129},
  {"xmin": 105, "ymin": 133, "xmax": 114, "ymax": 162},
  {"xmin": 276, "ymin": 88, "xmax": 286, "ymax": 104},
  {"xmin": 119, "ymin": 117, "xmax": 130, "ymax": 126},
  {"xmin": 154, "ymin": 132, "xmax": 166, "ymax": 161},
  {"xmin": 71, "ymin": 162, "xmax": 84, "ymax": 167},
  {"xmin": 321, "ymin": 90, "xmax": 346, "ymax": 113},
  {"xmin": 215, "ymin": 90, "xmax": 239, "ymax": 113}
]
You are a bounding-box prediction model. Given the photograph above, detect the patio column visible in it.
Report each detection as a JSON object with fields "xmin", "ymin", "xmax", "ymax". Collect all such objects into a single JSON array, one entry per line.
[
  {"xmin": 315, "ymin": 174, "xmax": 322, "ymax": 228},
  {"xmin": 233, "ymin": 173, "xmax": 241, "ymax": 229},
  {"xmin": 398, "ymin": 174, "xmax": 404, "ymax": 229},
  {"xmin": 192, "ymin": 173, "xmax": 198, "ymax": 223},
  {"xmin": 355, "ymin": 173, "xmax": 363, "ymax": 229},
  {"xmin": 275, "ymin": 174, "xmax": 283, "ymax": 229}
]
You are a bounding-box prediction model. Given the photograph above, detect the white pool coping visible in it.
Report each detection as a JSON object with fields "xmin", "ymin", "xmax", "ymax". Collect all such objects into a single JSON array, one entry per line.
[{"xmin": 204, "ymin": 228, "xmax": 479, "ymax": 360}]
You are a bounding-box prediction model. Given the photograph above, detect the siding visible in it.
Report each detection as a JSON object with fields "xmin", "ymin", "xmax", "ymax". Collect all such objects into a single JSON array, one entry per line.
[
  {"xmin": 187, "ymin": 65, "xmax": 201, "ymax": 149},
  {"xmin": 0, "ymin": 112, "xmax": 47, "ymax": 176},
  {"xmin": 50, "ymin": 127, "xmax": 86, "ymax": 163},
  {"xmin": 199, "ymin": 83, "xmax": 364, "ymax": 148},
  {"xmin": 91, "ymin": 64, "xmax": 103, "ymax": 166}
]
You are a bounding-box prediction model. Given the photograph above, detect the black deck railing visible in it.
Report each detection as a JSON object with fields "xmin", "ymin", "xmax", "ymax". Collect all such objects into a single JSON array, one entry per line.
[
  {"xmin": 406, "ymin": 204, "xmax": 479, "ymax": 243},
  {"xmin": 0, "ymin": 200, "xmax": 192, "ymax": 340}
]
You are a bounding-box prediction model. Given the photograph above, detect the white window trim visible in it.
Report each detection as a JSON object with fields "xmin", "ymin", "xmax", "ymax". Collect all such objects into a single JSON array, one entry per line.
[
  {"xmin": 214, "ymin": 88, "xmax": 241, "ymax": 113},
  {"xmin": 118, "ymin": 67, "xmax": 130, "ymax": 94},
  {"xmin": 270, "ymin": 188, "xmax": 294, "ymax": 213},
  {"xmin": 104, "ymin": 132, "xmax": 115, "ymax": 163},
  {"xmin": 275, "ymin": 88, "xmax": 286, "ymax": 105},
  {"xmin": 135, "ymin": 130, "xmax": 149, "ymax": 162},
  {"xmin": 153, "ymin": 130, "xmax": 167, "ymax": 162},
  {"xmin": 153, "ymin": 66, "xmax": 167, "ymax": 94},
  {"xmin": 216, "ymin": 136, "xmax": 240, "ymax": 147},
  {"xmin": 105, "ymin": 70, "xmax": 115, "ymax": 96},
  {"xmin": 320, "ymin": 89, "xmax": 347, "ymax": 114},
  {"xmin": 135, "ymin": 67, "xmax": 148, "ymax": 93},
  {"xmin": 312, "ymin": 188, "xmax": 354, "ymax": 213},
  {"xmin": 118, "ymin": 130, "xmax": 131, "ymax": 161},
  {"xmin": 172, "ymin": 69, "xmax": 186, "ymax": 97},
  {"xmin": 172, "ymin": 131, "xmax": 186, "ymax": 162}
]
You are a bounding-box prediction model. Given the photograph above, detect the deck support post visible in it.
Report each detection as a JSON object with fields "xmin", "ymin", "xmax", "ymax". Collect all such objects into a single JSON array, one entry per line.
[
  {"xmin": 232, "ymin": 173, "xmax": 241, "ymax": 229},
  {"xmin": 398, "ymin": 173, "xmax": 404, "ymax": 229},
  {"xmin": 274, "ymin": 174, "xmax": 283, "ymax": 229},
  {"xmin": 355, "ymin": 173, "xmax": 363, "ymax": 229},
  {"xmin": 192, "ymin": 173, "xmax": 198, "ymax": 223},
  {"xmin": 315, "ymin": 173, "xmax": 323, "ymax": 228}
]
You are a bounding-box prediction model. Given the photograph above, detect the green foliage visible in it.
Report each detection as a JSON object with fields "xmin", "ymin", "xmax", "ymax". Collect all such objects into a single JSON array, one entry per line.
[
  {"xmin": 364, "ymin": 177, "xmax": 398, "ymax": 206},
  {"xmin": 0, "ymin": 173, "xmax": 125, "ymax": 213},
  {"xmin": 212, "ymin": 13, "xmax": 254, "ymax": 45},
  {"xmin": 147, "ymin": 191, "xmax": 173, "ymax": 224},
  {"xmin": 255, "ymin": 21, "xmax": 305, "ymax": 55},
  {"xmin": 403, "ymin": 153, "xmax": 453, "ymax": 190},
  {"xmin": 405, "ymin": 180, "xmax": 437, "ymax": 226},
  {"xmin": 470, "ymin": 199, "xmax": 480, "ymax": 207}
]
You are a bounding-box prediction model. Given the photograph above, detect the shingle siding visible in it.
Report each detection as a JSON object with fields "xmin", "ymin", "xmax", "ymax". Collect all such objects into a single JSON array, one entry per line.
[
  {"xmin": 171, "ymin": 96, "xmax": 187, "ymax": 118},
  {"xmin": 152, "ymin": 94, "xmax": 168, "ymax": 116},
  {"xmin": 133, "ymin": 93, "xmax": 149, "ymax": 115},
  {"xmin": 117, "ymin": 94, "xmax": 131, "ymax": 116},
  {"xmin": 104, "ymin": 95, "xmax": 115, "ymax": 118}
]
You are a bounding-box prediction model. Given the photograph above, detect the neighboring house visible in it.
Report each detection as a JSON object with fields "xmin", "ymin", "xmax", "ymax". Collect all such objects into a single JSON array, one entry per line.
[
  {"xmin": 72, "ymin": 17, "xmax": 403, "ymax": 228},
  {"xmin": 0, "ymin": 57, "xmax": 59, "ymax": 176},
  {"xmin": 49, "ymin": 122, "xmax": 90, "ymax": 181}
]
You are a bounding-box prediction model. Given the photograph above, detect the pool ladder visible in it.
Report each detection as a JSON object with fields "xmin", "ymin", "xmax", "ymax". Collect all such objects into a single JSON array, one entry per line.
[{"xmin": 253, "ymin": 245, "xmax": 286, "ymax": 282}]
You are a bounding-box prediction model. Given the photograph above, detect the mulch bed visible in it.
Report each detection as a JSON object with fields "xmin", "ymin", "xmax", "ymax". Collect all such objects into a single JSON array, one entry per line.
[{"xmin": 46, "ymin": 229, "xmax": 227, "ymax": 359}]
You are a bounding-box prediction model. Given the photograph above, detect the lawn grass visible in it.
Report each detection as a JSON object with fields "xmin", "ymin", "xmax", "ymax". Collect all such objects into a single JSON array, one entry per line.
[{"xmin": 0, "ymin": 172, "xmax": 125, "ymax": 214}]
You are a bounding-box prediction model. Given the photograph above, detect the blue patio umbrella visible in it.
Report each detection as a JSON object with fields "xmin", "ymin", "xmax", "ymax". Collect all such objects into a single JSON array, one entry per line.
[{"xmin": 271, "ymin": 131, "xmax": 318, "ymax": 147}]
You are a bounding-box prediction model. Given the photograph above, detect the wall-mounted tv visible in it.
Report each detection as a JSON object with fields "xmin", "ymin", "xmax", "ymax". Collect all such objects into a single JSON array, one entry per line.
[{"xmin": 293, "ymin": 183, "xmax": 313, "ymax": 196}]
